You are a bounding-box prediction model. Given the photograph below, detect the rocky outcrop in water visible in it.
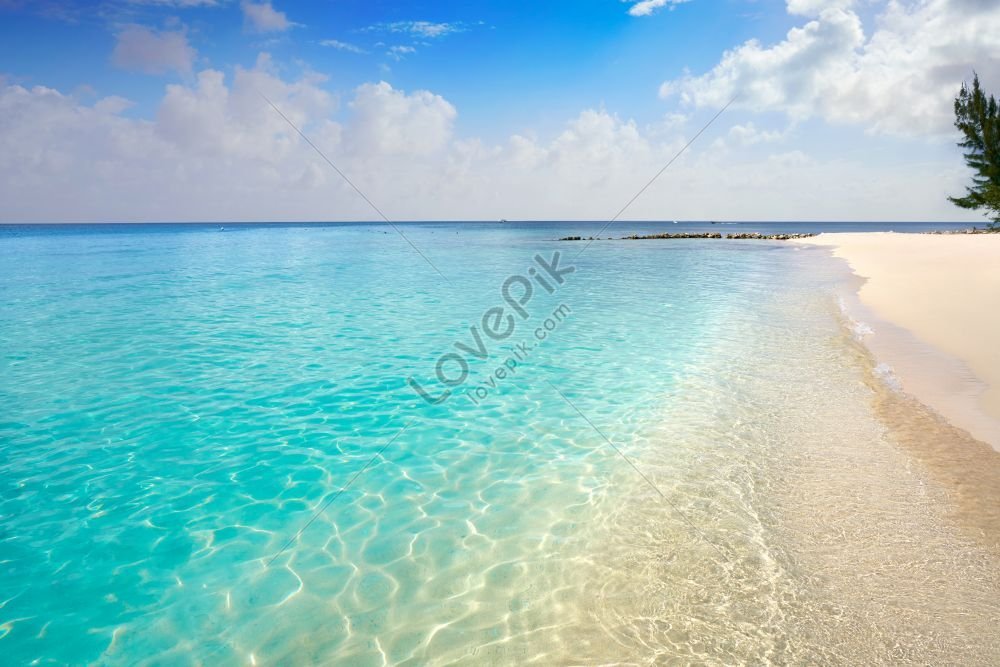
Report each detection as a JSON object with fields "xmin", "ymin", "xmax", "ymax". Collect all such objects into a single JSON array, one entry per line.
[
  {"xmin": 558, "ymin": 232, "xmax": 818, "ymax": 241},
  {"xmin": 624, "ymin": 232, "xmax": 723, "ymax": 239},
  {"xmin": 725, "ymin": 232, "xmax": 818, "ymax": 240},
  {"xmin": 924, "ymin": 227, "xmax": 999, "ymax": 234}
]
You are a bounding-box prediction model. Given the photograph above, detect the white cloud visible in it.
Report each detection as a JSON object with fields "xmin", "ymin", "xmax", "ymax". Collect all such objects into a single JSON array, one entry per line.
[
  {"xmin": 112, "ymin": 24, "xmax": 196, "ymax": 75},
  {"xmin": 626, "ymin": 0, "xmax": 690, "ymax": 17},
  {"xmin": 241, "ymin": 0, "xmax": 292, "ymax": 33},
  {"xmin": 660, "ymin": 0, "xmax": 1000, "ymax": 136},
  {"xmin": 0, "ymin": 55, "xmax": 982, "ymax": 223},
  {"xmin": 386, "ymin": 45, "xmax": 416, "ymax": 60},
  {"xmin": 320, "ymin": 39, "xmax": 366, "ymax": 54},
  {"xmin": 370, "ymin": 20, "xmax": 464, "ymax": 38},
  {"xmin": 347, "ymin": 81, "xmax": 455, "ymax": 155},
  {"xmin": 154, "ymin": 53, "xmax": 335, "ymax": 159},
  {"xmin": 126, "ymin": 0, "xmax": 219, "ymax": 6},
  {"xmin": 786, "ymin": 0, "xmax": 855, "ymax": 16},
  {"xmin": 726, "ymin": 122, "xmax": 785, "ymax": 146}
]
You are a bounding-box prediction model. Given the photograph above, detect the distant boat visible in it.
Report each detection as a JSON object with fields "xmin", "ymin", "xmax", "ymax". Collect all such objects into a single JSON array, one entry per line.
[
  {"xmin": 499, "ymin": 219, "xmax": 508, "ymax": 223},
  {"xmin": 672, "ymin": 220, "xmax": 679, "ymax": 224}
]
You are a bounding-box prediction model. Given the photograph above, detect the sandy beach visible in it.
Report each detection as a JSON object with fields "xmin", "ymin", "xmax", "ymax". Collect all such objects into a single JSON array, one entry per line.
[{"xmin": 798, "ymin": 232, "xmax": 1000, "ymax": 451}]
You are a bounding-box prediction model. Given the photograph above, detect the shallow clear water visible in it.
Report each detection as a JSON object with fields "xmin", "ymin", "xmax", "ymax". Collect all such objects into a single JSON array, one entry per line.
[{"xmin": 1, "ymin": 222, "xmax": 998, "ymax": 665}]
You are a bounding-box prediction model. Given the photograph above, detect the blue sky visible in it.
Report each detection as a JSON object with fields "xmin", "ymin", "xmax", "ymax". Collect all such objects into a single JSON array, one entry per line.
[
  {"xmin": 0, "ymin": 0, "xmax": 997, "ymax": 222},
  {"xmin": 2, "ymin": 1, "xmax": 784, "ymax": 134}
]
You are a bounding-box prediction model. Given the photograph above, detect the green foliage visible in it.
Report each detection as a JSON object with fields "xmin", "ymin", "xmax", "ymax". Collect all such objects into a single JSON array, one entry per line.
[{"xmin": 949, "ymin": 74, "xmax": 1000, "ymax": 229}]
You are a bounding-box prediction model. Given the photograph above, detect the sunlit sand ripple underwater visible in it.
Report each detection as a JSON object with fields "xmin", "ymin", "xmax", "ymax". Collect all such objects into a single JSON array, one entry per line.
[{"xmin": 1, "ymin": 221, "xmax": 998, "ymax": 665}]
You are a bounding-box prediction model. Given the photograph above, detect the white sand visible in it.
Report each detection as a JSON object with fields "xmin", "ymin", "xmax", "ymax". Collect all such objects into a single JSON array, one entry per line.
[{"xmin": 797, "ymin": 232, "xmax": 1000, "ymax": 451}]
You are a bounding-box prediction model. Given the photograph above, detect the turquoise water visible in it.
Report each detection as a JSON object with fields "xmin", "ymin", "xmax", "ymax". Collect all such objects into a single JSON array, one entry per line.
[{"xmin": 2, "ymin": 223, "xmax": 999, "ymax": 665}]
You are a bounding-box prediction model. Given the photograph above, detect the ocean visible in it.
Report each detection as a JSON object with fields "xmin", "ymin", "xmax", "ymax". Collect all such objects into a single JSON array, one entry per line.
[{"xmin": 2, "ymin": 221, "xmax": 998, "ymax": 664}]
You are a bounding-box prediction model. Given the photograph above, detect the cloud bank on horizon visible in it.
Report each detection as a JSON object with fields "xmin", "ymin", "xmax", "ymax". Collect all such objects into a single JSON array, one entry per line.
[{"xmin": 0, "ymin": 0, "xmax": 996, "ymax": 222}]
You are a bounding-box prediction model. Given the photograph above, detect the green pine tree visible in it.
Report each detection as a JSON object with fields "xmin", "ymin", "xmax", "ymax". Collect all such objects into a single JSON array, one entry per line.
[{"xmin": 949, "ymin": 74, "xmax": 1000, "ymax": 229}]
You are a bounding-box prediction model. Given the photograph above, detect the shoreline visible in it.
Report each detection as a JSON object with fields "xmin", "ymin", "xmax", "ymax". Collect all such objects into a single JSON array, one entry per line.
[{"xmin": 795, "ymin": 232, "xmax": 1000, "ymax": 452}]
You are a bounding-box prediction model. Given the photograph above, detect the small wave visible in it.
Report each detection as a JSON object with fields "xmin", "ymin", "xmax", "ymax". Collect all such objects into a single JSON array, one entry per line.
[
  {"xmin": 850, "ymin": 320, "xmax": 873, "ymax": 339},
  {"xmin": 837, "ymin": 296, "xmax": 873, "ymax": 340},
  {"xmin": 874, "ymin": 362, "xmax": 903, "ymax": 391}
]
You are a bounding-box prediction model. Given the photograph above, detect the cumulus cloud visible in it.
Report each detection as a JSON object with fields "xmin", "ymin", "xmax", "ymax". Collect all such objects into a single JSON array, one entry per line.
[
  {"xmin": 112, "ymin": 24, "xmax": 196, "ymax": 75},
  {"xmin": 347, "ymin": 81, "xmax": 455, "ymax": 155},
  {"xmin": 660, "ymin": 0, "xmax": 1000, "ymax": 136},
  {"xmin": 241, "ymin": 0, "xmax": 292, "ymax": 33},
  {"xmin": 154, "ymin": 53, "xmax": 335, "ymax": 156},
  {"xmin": 626, "ymin": 0, "xmax": 690, "ymax": 17},
  {"xmin": 725, "ymin": 122, "xmax": 785, "ymax": 147},
  {"xmin": 785, "ymin": 0, "xmax": 855, "ymax": 16},
  {"xmin": 0, "ymin": 54, "xmax": 981, "ymax": 223}
]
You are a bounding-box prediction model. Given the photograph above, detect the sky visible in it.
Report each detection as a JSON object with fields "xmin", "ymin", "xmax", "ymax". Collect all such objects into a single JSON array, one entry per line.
[{"xmin": 0, "ymin": 0, "xmax": 998, "ymax": 222}]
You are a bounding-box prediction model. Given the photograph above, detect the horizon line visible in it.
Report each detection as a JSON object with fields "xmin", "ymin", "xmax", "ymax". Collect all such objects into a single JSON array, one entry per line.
[{"xmin": 0, "ymin": 219, "xmax": 981, "ymax": 226}]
